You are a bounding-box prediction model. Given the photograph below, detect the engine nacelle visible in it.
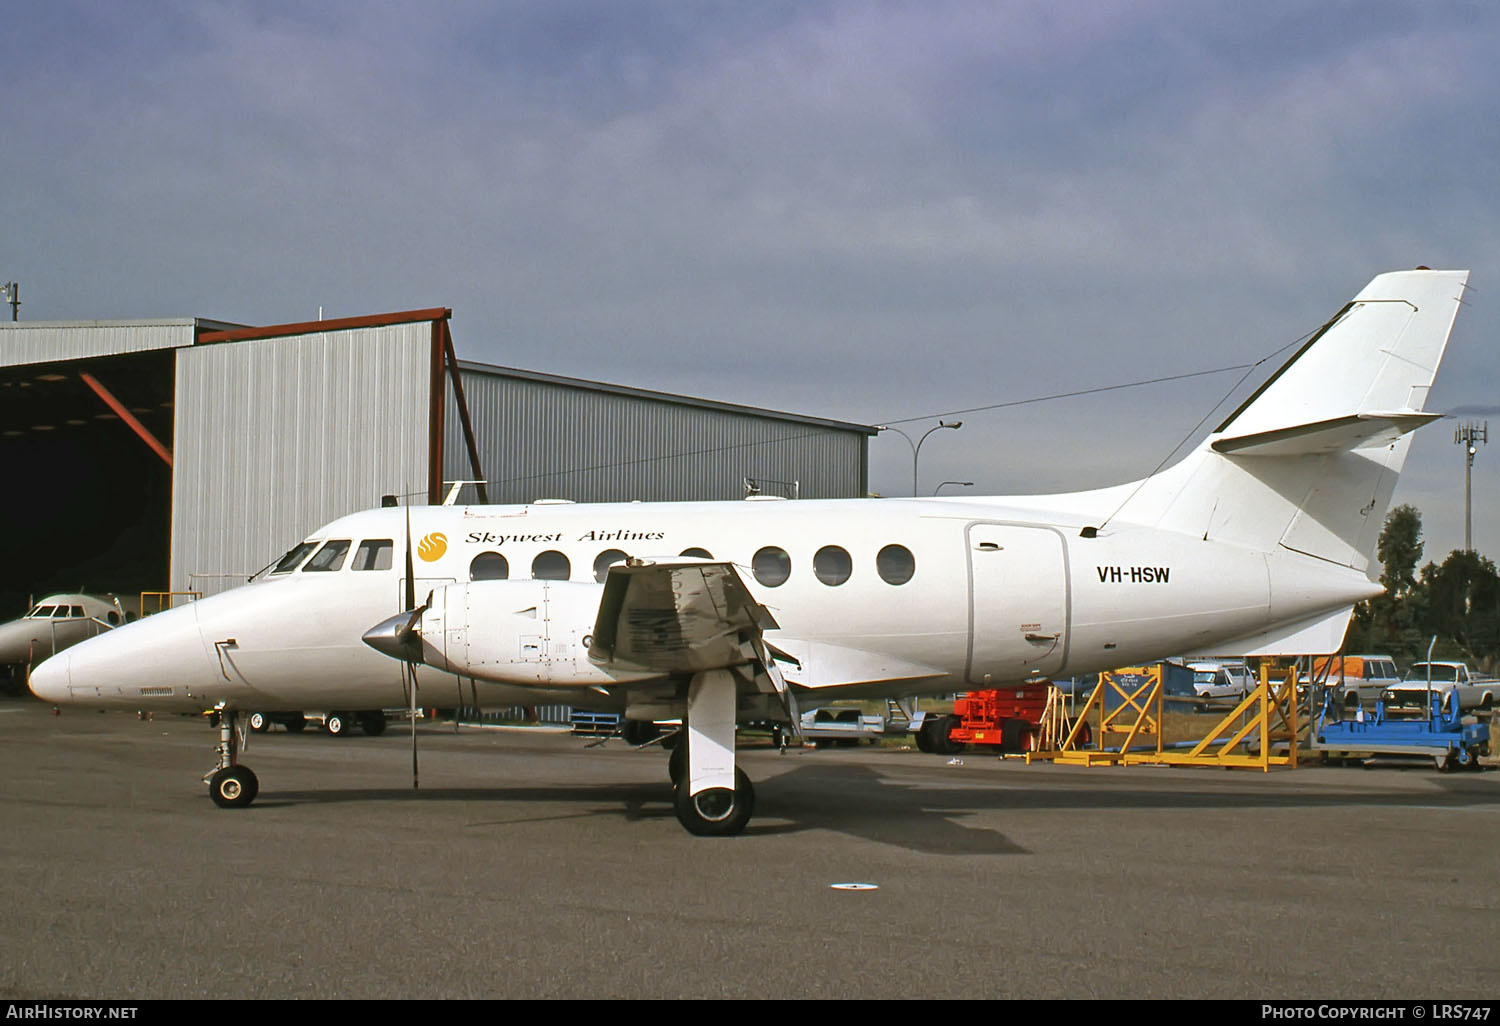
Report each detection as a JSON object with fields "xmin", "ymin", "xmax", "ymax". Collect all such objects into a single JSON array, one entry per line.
[{"xmin": 414, "ymin": 579, "xmax": 659, "ymax": 687}]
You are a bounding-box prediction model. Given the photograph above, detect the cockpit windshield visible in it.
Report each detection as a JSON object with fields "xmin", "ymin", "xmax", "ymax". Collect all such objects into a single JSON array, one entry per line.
[
  {"xmin": 302, "ymin": 540, "xmax": 351, "ymax": 572},
  {"xmin": 26, "ymin": 605, "xmax": 58, "ymax": 618},
  {"xmin": 256, "ymin": 541, "xmax": 321, "ymax": 580}
]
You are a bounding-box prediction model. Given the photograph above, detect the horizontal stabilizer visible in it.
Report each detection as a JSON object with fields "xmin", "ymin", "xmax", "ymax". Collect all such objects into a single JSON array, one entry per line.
[{"xmin": 1212, "ymin": 412, "xmax": 1443, "ymax": 457}]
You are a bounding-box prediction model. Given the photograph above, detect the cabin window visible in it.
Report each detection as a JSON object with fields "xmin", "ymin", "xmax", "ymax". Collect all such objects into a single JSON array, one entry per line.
[
  {"xmin": 270, "ymin": 541, "xmax": 319, "ymax": 575},
  {"xmin": 593, "ymin": 549, "xmax": 628, "ymax": 583},
  {"xmin": 752, "ymin": 546, "xmax": 791, "ymax": 587},
  {"xmin": 876, "ymin": 544, "xmax": 916, "ymax": 585},
  {"xmin": 302, "ymin": 540, "xmax": 351, "ymax": 572},
  {"xmin": 680, "ymin": 547, "xmax": 713, "ymax": 559},
  {"xmin": 813, "ymin": 545, "xmax": 852, "ymax": 586},
  {"xmin": 353, "ymin": 539, "xmax": 394, "ymax": 572},
  {"xmin": 470, "ymin": 551, "xmax": 509, "ymax": 581},
  {"xmin": 532, "ymin": 550, "xmax": 571, "ymax": 581}
]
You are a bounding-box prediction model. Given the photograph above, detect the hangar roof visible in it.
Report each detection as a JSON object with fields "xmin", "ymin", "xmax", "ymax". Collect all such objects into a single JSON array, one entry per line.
[
  {"xmin": 458, "ymin": 359, "xmax": 877, "ymax": 436},
  {"xmin": 0, "ymin": 318, "xmax": 245, "ymax": 367}
]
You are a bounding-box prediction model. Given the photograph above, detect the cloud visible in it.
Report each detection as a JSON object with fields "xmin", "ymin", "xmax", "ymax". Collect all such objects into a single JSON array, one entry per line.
[{"xmin": 3, "ymin": 0, "xmax": 1498, "ymax": 556}]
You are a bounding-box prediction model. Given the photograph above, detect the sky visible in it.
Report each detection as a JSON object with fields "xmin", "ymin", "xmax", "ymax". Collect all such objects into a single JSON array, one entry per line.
[{"xmin": 4, "ymin": 0, "xmax": 1498, "ymax": 564}]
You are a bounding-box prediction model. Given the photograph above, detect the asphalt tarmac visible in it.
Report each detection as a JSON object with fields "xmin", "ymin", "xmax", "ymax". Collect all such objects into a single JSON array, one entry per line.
[{"xmin": 2, "ymin": 696, "xmax": 1498, "ymax": 1001}]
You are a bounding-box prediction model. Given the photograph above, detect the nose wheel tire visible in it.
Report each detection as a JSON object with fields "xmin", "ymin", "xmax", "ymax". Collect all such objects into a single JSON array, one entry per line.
[
  {"xmin": 673, "ymin": 767, "xmax": 755, "ymax": 836},
  {"xmin": 208, "ymin": 766, "xmax": 259, "ymax": 808}
]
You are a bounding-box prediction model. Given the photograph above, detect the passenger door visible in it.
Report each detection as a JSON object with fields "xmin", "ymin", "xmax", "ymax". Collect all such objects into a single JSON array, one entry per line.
[{"xmin": 966, "ymin": 523, "xmax": 1069, "ymax": 684}]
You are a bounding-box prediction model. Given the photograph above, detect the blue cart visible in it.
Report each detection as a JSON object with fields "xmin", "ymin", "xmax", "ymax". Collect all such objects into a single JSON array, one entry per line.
[{"xmin": 1311, "ymin": 686, "xmax": 1489, "ymax": 771}]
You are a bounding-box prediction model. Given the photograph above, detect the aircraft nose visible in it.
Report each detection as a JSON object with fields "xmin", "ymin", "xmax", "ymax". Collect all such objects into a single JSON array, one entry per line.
[{"xmin": 27, "ymin": 651, "xmax": 69, "ymax": 704}]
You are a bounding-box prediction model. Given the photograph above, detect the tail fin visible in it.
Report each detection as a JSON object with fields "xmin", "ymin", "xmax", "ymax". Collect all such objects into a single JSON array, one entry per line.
[{"xmin": 1129, "ymin": 269, "xmax": 1469, "ymax": 572}]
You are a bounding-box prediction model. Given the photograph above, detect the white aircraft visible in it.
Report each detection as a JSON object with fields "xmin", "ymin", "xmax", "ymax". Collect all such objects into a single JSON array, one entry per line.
[
  {"xmin": 28, "ymin": 269, "xmax": 1469, "ymax": 835},
  {"xmin": 0, "ymin": 593, "xmax": 125, "ymax": 668}
]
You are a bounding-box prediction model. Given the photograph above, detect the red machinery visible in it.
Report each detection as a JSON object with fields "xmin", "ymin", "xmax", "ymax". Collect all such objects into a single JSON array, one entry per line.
[{"xmin": 917, "ymin": 686, "xmax": 1049, "ymax": 754}]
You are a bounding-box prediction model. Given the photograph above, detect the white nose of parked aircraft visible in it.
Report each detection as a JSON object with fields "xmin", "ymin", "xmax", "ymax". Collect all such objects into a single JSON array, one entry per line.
[{"xmin": 26, "ymin": 650, "xmax": 68, "ymax": 704}]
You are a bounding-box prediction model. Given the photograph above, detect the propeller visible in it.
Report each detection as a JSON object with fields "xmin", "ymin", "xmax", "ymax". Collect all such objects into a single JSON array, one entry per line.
[{"xmin": 403, "ymin": 497, "xmax": 422, "ymax": 789}]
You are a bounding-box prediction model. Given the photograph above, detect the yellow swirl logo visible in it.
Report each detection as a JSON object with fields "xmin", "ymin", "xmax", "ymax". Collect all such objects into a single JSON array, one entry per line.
[{"xmin": 416, "ymin": 532, "xmax": 448, "ymax": 562}]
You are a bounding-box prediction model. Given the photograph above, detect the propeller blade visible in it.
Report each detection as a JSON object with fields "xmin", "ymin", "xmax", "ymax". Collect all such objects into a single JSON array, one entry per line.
[
  {"xmin": 408, "ymin": 659, "xmax": 420, "ymax": 790},
  {"xmin": 403, "ymin": 497, "xmax": 416, "ymax": 613}
]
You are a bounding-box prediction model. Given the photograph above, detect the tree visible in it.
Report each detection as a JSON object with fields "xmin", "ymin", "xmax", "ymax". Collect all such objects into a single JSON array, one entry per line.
[
  {"xmin": 1377, "ymin": 504, "xmax": 1423, "ymax": 597},
  {"xmin": 1348, "ymin": 505, "xmax": 1427, "ymax": 660},
  {"xmin": 1419, "ymin": 549, "xmax": 1500, "ymax": 668}
]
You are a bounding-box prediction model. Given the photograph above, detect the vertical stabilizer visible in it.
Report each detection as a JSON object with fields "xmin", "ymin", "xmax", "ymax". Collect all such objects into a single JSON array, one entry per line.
[{"xmin": 1128, "ymin": 269, "xmax": 1469, "ymax": 572}]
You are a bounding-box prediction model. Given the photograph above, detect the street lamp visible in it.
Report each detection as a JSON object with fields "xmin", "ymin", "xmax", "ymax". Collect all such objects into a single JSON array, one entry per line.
[
  {"xmin": 935, "ymin": 481, "xmax": 973, "ymax": 495},
  {"xmin": 877, "ymin": 420, "xmax": 962, "ymax": 496}
]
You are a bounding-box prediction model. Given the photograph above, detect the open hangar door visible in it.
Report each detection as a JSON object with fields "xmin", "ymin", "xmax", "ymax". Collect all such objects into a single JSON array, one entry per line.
[{"xmin": 0, "ymin": 351, "xmax": 175, "ymax": 622}]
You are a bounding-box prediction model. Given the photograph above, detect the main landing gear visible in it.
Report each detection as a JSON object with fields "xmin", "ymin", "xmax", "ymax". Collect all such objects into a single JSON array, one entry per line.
[
  {"xmin": 205, "ymin": 704, "xmax": 258, "ymax": 809},
  {"xmin": 669, "ymin": 668, "xmax": 757, "ymax": 836}
]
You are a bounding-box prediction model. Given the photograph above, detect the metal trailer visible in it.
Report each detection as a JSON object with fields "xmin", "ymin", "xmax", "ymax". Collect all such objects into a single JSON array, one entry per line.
[
  {"xmin": 1311, "ymin": 688, "xmax": 1490, "ymax": 771},
  {"xmin": 798, "ymin": 706, "xmax": 886, "ymax": 746}
]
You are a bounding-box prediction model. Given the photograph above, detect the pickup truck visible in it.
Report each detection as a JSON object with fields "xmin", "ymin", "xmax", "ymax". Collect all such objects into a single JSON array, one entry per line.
[{"xmin": 1380, "ymin": 662, "xmax": 1498, "ymax": 715}]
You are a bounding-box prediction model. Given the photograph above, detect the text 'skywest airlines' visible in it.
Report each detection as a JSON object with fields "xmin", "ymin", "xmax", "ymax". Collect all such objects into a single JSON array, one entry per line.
[{"xmin": 29, "ymin": 270, "xmax": 1469, "ymax": 835}]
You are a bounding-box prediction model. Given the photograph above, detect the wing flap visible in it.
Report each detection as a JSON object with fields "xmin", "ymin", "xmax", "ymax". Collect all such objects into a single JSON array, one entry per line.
[{"xmin": 588, "ymin": 560, "xmax": 778, "ymax": 675}]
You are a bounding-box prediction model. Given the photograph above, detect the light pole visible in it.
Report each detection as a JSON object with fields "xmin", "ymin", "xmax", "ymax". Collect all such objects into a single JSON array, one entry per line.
[
  {"xmin": 0, "ymin": 282, "xmax": 17, "ymax": 321},
  {"xmin": 877, "ymin": 420, "xmax": 962, "ymax": 496},
  {"xmin": 935, "ymin": 481, "xmax": 973, "ymax": 495},
  {"xmin": 1455, "ymin": 421, "xmax": 1488, "ymax": 551}
]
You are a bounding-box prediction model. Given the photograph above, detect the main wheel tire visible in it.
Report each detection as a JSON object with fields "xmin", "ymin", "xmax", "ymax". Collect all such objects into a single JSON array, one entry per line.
[
  {"xmin": 325, "ymin": 713, "xmax": 348, "ymax": 737},
  {"xmin": 248, "ymin": 712, "xmax": 269, "ymax": 733},
  {"xmin": 208, "ymin": 766, "xmax": 259, "ymax": 809},
  {"xmin": 359, "ymin": 711, "xmax": 387, "ymax": 736},
  {"xmin": 284, "ymin": 714, "xmax": 307, "ymax": 734},
  {"xmin": 673, "ymin": 767, "xmax": 755, "ymax": 837},
  {"xmin": 667, "ymin": 744, "xmax": 687, "ymax": 785}
]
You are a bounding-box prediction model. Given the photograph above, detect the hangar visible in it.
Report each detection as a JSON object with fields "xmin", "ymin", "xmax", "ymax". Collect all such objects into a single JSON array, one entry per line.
[{"xmin": 0, "ymin": 310, "xmax": 874, "ymax": 615}]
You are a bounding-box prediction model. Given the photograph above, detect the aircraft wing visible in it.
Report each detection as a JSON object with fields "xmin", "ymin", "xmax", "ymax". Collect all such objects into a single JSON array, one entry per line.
[{"xmin": 587, "ymin": 560, "xmax": 780, "ymax": 677}]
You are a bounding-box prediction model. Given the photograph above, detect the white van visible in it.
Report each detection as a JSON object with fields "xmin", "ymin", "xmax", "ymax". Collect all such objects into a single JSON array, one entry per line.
[{"xmin": 1187, "ymin": 660, "xmax": 1254, "ymax": 699}]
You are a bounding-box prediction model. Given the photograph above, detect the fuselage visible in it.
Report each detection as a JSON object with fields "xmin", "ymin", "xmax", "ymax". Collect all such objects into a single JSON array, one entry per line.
[
  {"xmin": 27, "ymin": 494, "xmax": 1380, "ymax": 715},
  {"xmin": 0, "ymin": 594, "xmax": 124, "ymax": 667}
]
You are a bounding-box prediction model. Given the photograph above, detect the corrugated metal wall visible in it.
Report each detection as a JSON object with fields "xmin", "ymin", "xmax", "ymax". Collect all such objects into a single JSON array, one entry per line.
[
  {"xmin": 444, "ymin": 368, "xmax": 868, "ymax": 503},
  {"xmin": 0, "ymin": 319, "xmax": 198, "ymax": 366},
  {"xmin": 172, "ymin": 324, "xmax": 432, "ymax": 596}
]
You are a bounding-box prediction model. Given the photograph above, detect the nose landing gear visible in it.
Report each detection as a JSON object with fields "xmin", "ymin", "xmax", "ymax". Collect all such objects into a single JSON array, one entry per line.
[{"xmin": 204, "ymin": 703, "xmax": 258, "ymax": 808}]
